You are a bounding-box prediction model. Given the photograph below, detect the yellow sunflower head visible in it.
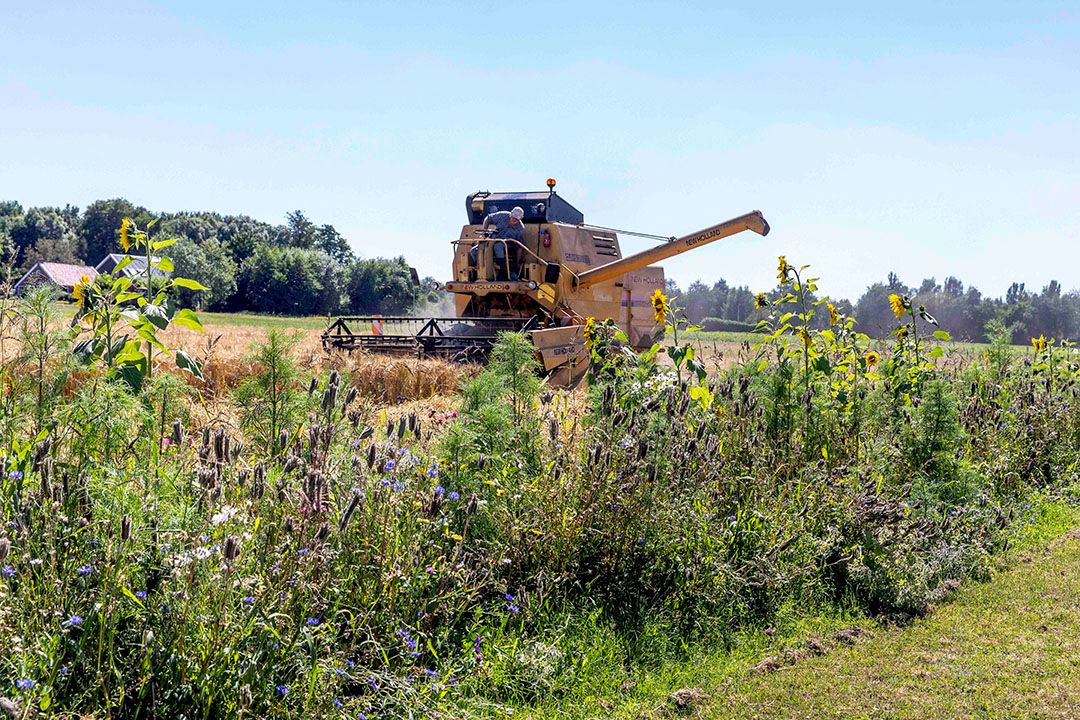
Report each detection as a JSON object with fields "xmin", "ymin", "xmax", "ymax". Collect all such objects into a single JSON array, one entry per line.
[
  {"xmin": 754, "ymin": 292, "xmax": 768, "ymax": 310},
  {"xmin": 584, "ymin": 316, "xmax": 596, "ymax": 350},
  {"xmin": 888, "ymin": 293, "xmax": 906, "ymax": 319},
  {"xmin": 828, "ymin": 302, "xmax": 839, "ymax": 326},
  {"xmin": 776, "ymin": 255, "xmax": 789, "ymax": 283},
  {"xmin": 1031, "ymin": 335, "xmax": 1046, "ymax": 352},
  {"xmin": 797, "ymin": 327, "xmax": 812, "ymax": 348},
  {"xmin": 865, "ymin": 350, "xmax": 880, "ymax": 368},
  {"xmin": 72, "ymin": 274, "xmax": 92, "ymax": 307},
  {"xmin": 651, "ymin": 289, "xmax": 669, "ymax": 325},
  {"xmin": 119, "ymin": 217, "xmax": 133, "ymax": 252}
]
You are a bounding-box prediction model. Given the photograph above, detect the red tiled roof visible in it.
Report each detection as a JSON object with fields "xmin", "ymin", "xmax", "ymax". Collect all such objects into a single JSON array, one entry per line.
[{"xmin": 34, "ymin": 263, "xmax": 98, "ymax": 290}]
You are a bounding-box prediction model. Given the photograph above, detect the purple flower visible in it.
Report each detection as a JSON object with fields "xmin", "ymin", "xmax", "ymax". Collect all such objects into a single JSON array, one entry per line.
[
  {"xmin": 77, "ymin": 565, "xmax": 93, "ymax": 577},
  {"xmin": 433, "ymin": 485, "xmax": 445, "ymax": 495},
  {"xmin": 297, "ymin": 547, "xmax": 309, "ymax": 555},
  {"xmin": 368, "ymin": 676, "xmax": 378, "ymax": 691},
  {"xmin": 447, "ymin": 491, "xmax": 460, "ymax": 501},
  {"xmin": 136, "ymin": 590, "xmax": 147, "ymax": 599},
  {"xmin": 504, "ymin": 593, "xmax": 515, "ymax": 602},
  {"xmin": 427, "ymin": 467, "xmax": 440, "ymax": 478},
  {"xmin": 243, "ymin": 596, "xmax": 255, "ymax": 604},
  {"xmin": 305, "ymin": 617, "xmax": 320, "ymax": 626},
  {"xmin": 276, "ymin": 684, "xmax": 289, "ymax": 696},
  {"xmin": 1, "ymin": 565, "xmax": 14, "ymax": 578},
  {"xmin": 379, "ymin": 478, "xmax": 391, "ymax": 487},
  {"xmin": 333, "ymin": 698, "xmax": 344, "ymax": 709},
  {"xmin": 508, "ymin": 604, "xmax": 520, "ymax": 613},
  {"xmin": 391, "ymin": 481, "xmax": 404, "ymax": 492},
  {"xmin": 383, "ymin": 460, "xmax": 396, "ymax": 472},
  {"xmin": 8, "ymin": 470, "xmax": 22, "ymax": 480},
  {"xmin": 67, "ymin": 615, "xmax": 84, "ymax": 626},
  {"xmin": 15, "ymin": 679, "xmax": 33, "ymax": 689}
]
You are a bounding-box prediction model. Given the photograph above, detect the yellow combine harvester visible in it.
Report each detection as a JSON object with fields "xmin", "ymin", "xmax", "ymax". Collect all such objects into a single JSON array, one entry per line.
[{"xmin": 323, "ymin": 180, "xmax": 769, "ymax": 386}]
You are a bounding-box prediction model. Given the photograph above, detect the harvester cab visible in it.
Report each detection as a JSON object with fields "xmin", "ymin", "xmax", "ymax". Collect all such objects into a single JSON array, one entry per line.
[{"xmin": 323, "ymin": 180, "xmax": 770, "ymax": 386}]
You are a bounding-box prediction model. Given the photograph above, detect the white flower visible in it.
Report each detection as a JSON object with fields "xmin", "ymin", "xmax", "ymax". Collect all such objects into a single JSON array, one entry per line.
[
  {"xmin": 193, "ymin": 547, "xmax": 212, "ymax": 560},
  {"xmin": 211, "ymin": 505, "xmax": 238, "ymax": 526}
]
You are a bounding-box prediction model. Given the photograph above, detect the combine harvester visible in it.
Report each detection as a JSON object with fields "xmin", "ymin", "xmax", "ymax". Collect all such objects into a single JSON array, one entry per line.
[{"xmin": 323, "ymin": 180, "xmax": 769, "ymax": 386}]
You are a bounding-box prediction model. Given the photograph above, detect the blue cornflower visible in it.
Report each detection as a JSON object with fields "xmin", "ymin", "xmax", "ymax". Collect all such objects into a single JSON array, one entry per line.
[
  {"xmin": 243, "ymin": 596, "xmax": 255, "ymax": 605},
  {"xmin": 1, "ymin": 565, "xmax": 14, "ymax": 578},
  {"xmin": 433, "ymin": 485, "xmax": 445, "ymax": 496},
  {"xmin": 345, "ymin": 659, "xmax": 355, "ymax": 667},
  {"xmin": 67, "ymin": 615, "xmax": 84, "ymax": 626},
  {"xmin": 77, "ymin": 565, "xmax": 92, "ymax": 577},
  {"xmin": 135, "ymin": 590, "xmax": 148, "ymax": 599},
  {"xmin": 447, "ymin": 491, "xmax": 460, "ymax": 501},
  {"xmin": 427, "ymin": 467, "xmax": 440, "ymax": 478},
  {"xmin": 379, "ymin": 478, "xmax": 391, "ymax": 487},
  {"xmin": 383, "ymin": 460, "xmax": 396, "ymax": 472},
  {"xmin": 508, "ymin": 604, "xmax": 520, "ymax": 613},
  {"xmin": 298, "ymin": 547, "xmax": 309, "ymax": 555},
  {"xmin": 505, "ymin": 593, "xmax": 515, "ymax": 601},
  {"xmin": 391, "ymin": 481, "xmax": 405, "ymax": 492},
  {"xmin": 368, "ymin": 676, "xmax": 379, "ymax": 691},
  {"xmin": 358, "ymin": 714, "xmax": 368, "ymax": 720},
  {"xmin": 15, "ymin": 678, "xmax": 33, "ymax": 689},
  {"xmin": 333, "ymin": 698, "xmax": 344, "ymax": 709},
  {"xmin": 425, "ymin": 668, "xmax": 437, "ymax": 677},
  {"xmin": 7, "ymin": 470, "xmax": 22, "ymax": 480},
  {"xmin": 276, "ymin": 684, "xmax": 289, "ymax": 696},
  {"xmin": 305, "ymin": 617, "xmax": 320, "ymax": 626}
]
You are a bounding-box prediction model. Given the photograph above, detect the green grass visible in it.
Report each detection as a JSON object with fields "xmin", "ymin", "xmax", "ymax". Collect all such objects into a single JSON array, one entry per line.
[{"xmin": 510, "ymin": 496, "xmax": 1080, "ymax": 720}]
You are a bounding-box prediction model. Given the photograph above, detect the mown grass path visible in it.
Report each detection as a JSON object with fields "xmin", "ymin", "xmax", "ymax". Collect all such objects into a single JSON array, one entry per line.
[{"xmin": 710, "ymin": 527, "xmax": 1080, "ymax": 719}]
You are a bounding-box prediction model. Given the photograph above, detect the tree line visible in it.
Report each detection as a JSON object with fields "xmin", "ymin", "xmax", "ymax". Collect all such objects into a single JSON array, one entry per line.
[
  {"xmin": 0, "ymin": 199, "xmax": 435, "ymax": 316},
  {"xmin": 670, "ymin": 270, "xmax": 1080, "ymax": 343}
]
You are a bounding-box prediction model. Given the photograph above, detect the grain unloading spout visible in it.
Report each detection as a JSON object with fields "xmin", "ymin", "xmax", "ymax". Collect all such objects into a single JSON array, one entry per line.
[{"xmin": 574, "ymin": 210, "xmax": 770, "ymax": 289}]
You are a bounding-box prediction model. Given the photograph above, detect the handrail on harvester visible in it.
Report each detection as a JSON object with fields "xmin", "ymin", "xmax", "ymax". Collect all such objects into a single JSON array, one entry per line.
[{"xmin": 574, "ymin": 210, "xmax": 770, "ymax": 289}]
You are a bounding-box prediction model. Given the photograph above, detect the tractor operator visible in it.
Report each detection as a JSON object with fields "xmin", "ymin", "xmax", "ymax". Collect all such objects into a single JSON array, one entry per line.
[{"xmin": 481, "ymin": 206, "xmax": 525, "ymax": 281}]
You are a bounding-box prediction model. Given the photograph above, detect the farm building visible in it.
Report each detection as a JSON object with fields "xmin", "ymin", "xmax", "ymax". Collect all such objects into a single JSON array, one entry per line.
[
  {"xmin": 13, "ymin": 262, "xmax": 98, "ymax": 297},
  {"xmin": 95, "ymin": 253, "xmax": 170, "ymax": 279}
]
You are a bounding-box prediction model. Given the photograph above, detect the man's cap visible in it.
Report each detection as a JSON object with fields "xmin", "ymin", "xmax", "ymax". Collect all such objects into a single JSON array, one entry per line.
[{"xmin": 510, "ymin": 207, "xmax": 524, "ymax": 219}]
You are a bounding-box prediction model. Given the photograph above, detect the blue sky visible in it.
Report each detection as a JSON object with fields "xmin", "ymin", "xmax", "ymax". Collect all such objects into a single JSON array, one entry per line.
[{"xmin": 2, "ymin": 1, "xmax": 1078, "ymax": 300}]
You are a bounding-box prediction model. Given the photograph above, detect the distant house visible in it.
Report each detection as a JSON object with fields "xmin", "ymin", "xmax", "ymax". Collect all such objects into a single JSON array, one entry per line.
[
  {"xmin": 95, "ymin": 253, "xmax": 170, "ymax": 279},
  {"xmin": 13, "ymin": 262, "xmax": 98, "ymax": 297}
]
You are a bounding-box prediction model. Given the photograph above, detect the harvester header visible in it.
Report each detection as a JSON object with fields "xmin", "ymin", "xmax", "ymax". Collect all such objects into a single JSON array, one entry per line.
[{"xmin": 324, "ymin": 181, "xmax": 770, "ymax": 386}]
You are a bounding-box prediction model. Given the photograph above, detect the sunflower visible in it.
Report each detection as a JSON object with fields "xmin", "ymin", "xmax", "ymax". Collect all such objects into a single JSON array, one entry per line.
[
  {"xmin": 584, "ymin": 316, "xmax": 596, "ymax": 350},
  {"xmin": 72, "ymin": 275, "xmax": 92, "ymax": 307},
  {"xmin": 119, "ymin": 217, "xmax": 132, "ymax": 252},
  {"xmin": 888, "ymin": 293, "xmax": 906, "ymax": 319},
  {"xmin": 776, "ymin": 256, "xmax": 788, "ymax": 283},
  {"xmin": 865, "ymin": 350, "xmax": 880, "ymax": 368},
  {"xmin": 828, "ymin": 302, "xmax": 839, "ymax": 326},
  {"xmin": 651, "ymin": 289, "xmax": 669, "ymax": 325},
  {"xmin": 1031, "ymin": 335, "xmax": 1046, "ymax": 352},
  {"xmin": 754, "ymin": 292, "xmax": 768, "ymax": 310},
  {"xmin": 797, "ymin": 327, "xmax": 812, "ymax": 347}
]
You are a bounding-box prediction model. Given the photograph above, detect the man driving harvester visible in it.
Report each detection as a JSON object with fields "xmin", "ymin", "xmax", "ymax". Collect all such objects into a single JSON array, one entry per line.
[{"xmin": 481, "ymin": 206, "xmax": 525, "ymax": 280}]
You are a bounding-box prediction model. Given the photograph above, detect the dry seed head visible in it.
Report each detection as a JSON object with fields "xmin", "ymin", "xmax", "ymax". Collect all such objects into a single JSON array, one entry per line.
[
  {"xmin": 121, "ymin": 516, "xmax": 132, "ymax": 542},
  {"xmin": 223, "ymin": 535, "xmax": 240, "ymax": 561},
  {"xmin": 396, "ymin": 416, "xmax": 406, "ymax": 439},
  {"xmin": 0, "ymin": 537, "xmax": 9, "ymax": 563},
  {"xmin": 366, "ymin": 444, "xmax": 377, "ymax": 470},
  {"xmin": 172, "ymin": 419, "xmax": 185, "ymax": 447},
  {"xmin": 308, "ymin": 376, "xmax": 319, "ymax": 395},
  {"xmin": 339, "ymin": 492, "xmax": 362, "ymax": 532},
  {"xmin": 385, "ymin": 419, "xmax": 394, "ymax": 437},
  {"xmin": 0, "ymin": 697, "xmax": 20, "ymax": 718}
]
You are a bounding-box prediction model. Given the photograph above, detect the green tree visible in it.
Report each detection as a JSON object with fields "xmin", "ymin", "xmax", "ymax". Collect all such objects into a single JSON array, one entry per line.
[
  {"xmin": 169, "ymin": 237, "xmax": 238, "ymax": 310},
  {"xmin": 346, "ymin": 256, "xmax": 420, "ymax": 315}
]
